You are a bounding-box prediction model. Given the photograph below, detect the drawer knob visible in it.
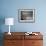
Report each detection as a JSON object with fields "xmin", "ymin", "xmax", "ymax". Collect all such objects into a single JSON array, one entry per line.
[{"xmin": 32, "ymin": 42, "xmax": 35, "ymax": 44}]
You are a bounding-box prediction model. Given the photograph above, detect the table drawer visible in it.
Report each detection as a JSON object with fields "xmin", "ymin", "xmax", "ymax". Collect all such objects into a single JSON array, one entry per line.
[
  {"xmin": 4, "ymin": 40, "xmax": 16, "ymax": 46},
  {"xmin": 25, "ymin": 35, "xmax": 43, "ymax": 40},
  {"xmin": 4, "ymin": 40, "xmax": 24, "ymax": 46},
  {"xmin": 24, "ymin": 40, "xmax": 43, "ymax": 46},
  {"xmin": 4, "ymin": 35, "xmax": 24, "ymax": 40}
]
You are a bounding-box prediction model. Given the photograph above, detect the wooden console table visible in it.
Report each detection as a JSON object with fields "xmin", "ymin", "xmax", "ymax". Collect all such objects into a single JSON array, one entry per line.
[{"xmin": 4, "ymin": 32, "xmax": 43, "ymax": 46}]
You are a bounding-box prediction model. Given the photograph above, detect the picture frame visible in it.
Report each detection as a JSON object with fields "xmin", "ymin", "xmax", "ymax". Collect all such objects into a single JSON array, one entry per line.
[{"xmin": 18, "ymin": 9, "xmax": 35, "ymax": 23}]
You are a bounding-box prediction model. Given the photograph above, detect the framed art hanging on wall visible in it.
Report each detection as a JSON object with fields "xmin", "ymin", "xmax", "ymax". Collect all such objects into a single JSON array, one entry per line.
[{"xmin": 18, "ymin": 9, "xmax": 35, "ymax": 23}]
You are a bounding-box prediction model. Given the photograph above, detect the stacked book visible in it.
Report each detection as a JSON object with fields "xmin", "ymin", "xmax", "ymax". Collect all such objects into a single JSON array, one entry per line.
[{"xmin": 25, "ymin": 32, "xmax": 38, "ymax": 35}]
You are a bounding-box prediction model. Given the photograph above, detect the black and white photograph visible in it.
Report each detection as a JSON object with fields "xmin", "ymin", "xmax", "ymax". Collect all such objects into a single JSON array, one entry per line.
[{"xmin": 18, "ymin": 9, "xmax": 35, "ymax": 23}]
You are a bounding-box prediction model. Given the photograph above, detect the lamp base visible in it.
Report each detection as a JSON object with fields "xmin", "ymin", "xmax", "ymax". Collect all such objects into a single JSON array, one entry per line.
[{"xmin": 8, "ymin": 32, "xmax": 11, "ymax": 35}]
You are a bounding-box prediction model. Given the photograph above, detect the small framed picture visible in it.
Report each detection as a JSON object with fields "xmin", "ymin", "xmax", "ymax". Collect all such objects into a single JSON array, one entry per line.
[{"xmin": 18, "ymin": 9, "xmax": 35, "ymax": 23}]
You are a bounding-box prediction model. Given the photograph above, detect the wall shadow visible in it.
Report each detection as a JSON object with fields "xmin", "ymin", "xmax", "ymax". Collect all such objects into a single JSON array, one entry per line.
[{"xmin": 0, "ymin": 16, "xmax": 5, "ymax": 46}]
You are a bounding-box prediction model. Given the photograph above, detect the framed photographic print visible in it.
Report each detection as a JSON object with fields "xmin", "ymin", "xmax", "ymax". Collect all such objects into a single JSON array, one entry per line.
[{"xmin": 18, "ymin": 9, "xmax": 35, "ymax": 23}]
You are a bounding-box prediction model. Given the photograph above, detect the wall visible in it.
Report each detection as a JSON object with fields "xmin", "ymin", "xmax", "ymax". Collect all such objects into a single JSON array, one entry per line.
[{"xmin": 0, "ymin": 0, "xmax": 46, "ymax": 46}]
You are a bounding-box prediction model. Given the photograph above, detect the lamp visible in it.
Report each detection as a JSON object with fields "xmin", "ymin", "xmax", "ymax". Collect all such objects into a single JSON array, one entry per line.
[{"xmin": 5, "ymin": 18, "xmax": 14, "ymax": 35}]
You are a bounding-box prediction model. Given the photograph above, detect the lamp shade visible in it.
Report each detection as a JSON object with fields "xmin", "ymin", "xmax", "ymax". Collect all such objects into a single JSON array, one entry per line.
[{"xmin": 5, "ymin": 18, "xmax": 14, "ymax": 25}]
